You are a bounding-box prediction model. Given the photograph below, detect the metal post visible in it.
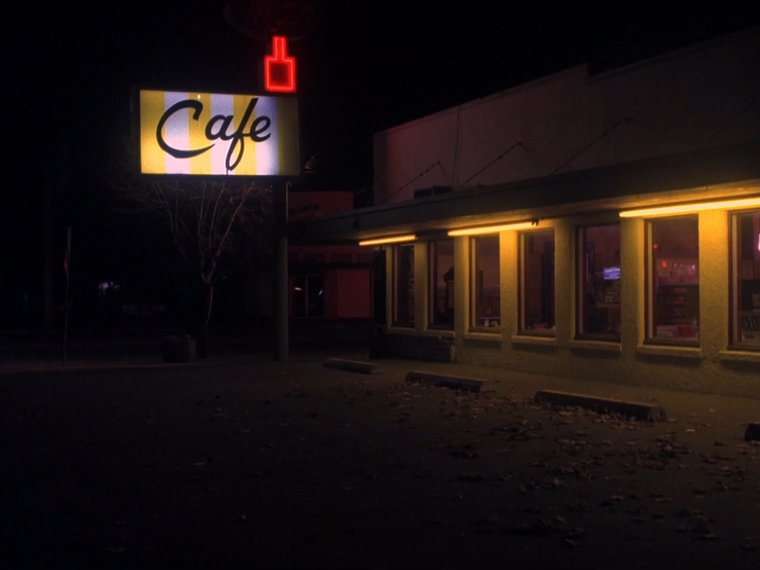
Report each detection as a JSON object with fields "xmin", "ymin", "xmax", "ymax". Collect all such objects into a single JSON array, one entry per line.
[
  {"xmin": 63, "ymin": 226, "xmax": 71, "ymax": 365},
  {"xmin": 273, "ymin": 182, "xmax": 289, "ymax": 360}
]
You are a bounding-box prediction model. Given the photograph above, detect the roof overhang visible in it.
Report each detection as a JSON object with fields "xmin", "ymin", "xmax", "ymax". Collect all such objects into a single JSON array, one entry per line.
[{"xmin": 289, "ymin": 141, "xmax": 760, "ymax": 244}]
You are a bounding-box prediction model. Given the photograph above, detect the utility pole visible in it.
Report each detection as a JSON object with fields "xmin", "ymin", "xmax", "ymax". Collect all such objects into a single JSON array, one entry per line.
[
  {"xmin": 273, "ymin": 181, "xmax": 289, "ymax": 360},
  {"xmin": 63, "ymin": 226, "xmax": 71, "ymax": 364}
]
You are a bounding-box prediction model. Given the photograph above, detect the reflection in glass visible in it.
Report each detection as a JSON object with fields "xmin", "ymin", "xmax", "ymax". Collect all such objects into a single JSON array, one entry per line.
[{"xmin": 649, "ymin": 217, "xmax": 699, "ymax": 342}]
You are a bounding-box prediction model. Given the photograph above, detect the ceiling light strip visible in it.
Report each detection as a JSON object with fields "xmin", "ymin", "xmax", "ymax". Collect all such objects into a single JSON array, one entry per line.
[
  {"xmin": 619, "ymin": 197, "xmax": 760, "ymax": 218},
  {"xmin": 448, "ymin": 221, "xmax": 538, "ymax": 237},
  {"xmin": 358, "ymin": 234, "xmax": 417, "ymax": 246}
]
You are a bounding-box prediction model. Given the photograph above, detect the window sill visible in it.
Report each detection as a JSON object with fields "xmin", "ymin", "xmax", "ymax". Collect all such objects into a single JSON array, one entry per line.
[
  {"xmin": 464, "ymin": 331, "xmax": 502, "ymax": 343},
  {"xmin": 636, "ymin": 344, "xmax": 702, "ymax": 359},
  {"xmin": 568, "ymin": 339, "xmax": 622, "ymax": 353},
  {"xmin": 386, "ymin": 326, "xmax": 418, "ymax": 336},
  {"xmin": 422, "ymin": 329, "xmax": 455, "ymax": 339},
  {"xmin": 511, "ymin": 334, "xmax": 557, "ymax": 347},
  {"xmin": 718, "ymin": 350, "xmax": 760, "ymax": 363}
]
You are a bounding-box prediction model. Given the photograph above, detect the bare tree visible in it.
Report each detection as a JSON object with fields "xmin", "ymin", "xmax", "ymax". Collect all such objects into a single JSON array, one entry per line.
[{"xmin": 105, "ymin": 137, "xmax": 273, "ymax": 357}]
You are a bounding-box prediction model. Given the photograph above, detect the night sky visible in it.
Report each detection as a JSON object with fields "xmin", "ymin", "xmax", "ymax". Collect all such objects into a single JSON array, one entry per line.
[
  {"xmin": 3, "ymin": 0, "xmax": 759, "ymax": 326},
  {"xmin": 10, "ymin": 1, "xmax": 760, "ymax": 188}
]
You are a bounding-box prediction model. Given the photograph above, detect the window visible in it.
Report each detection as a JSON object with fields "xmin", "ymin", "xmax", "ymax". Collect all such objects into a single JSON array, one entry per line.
[
  {"xmin": 392, "ymin": 244, "xmax": 415, "ymax": 326},
  {"xmin": 577, "ymin": 224, "xmax": 621, "ymax": 340},
  {"xmin": 519, "ymin": 230, "xmax": 555, "ymax": 334},
  {"xmin": 429, "ymin": 240, "xmax": 454, "ymax": 328},
  {"xmin": 470, "ymin": 235, "xmax": 500, "ymax": 330},
  {"xmin": 730, "ymin": 210, "xmax": 760, "ymax": 350},
  {"xmin": 291, "ymin": 275, "xmax": 324, "ymax": 318},
  {"xmin": 647, "ymin": 217, "xmax": 699, "ymax": 343}
]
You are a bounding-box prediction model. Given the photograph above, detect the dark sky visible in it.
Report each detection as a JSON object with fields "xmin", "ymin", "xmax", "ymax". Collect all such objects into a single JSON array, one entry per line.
[
  {"xmin": 3, "ymin": 0, "xmax": 759, "ymax": 314},
  {"xmin": 8, "ymin": 0, "xmax": 760, "ymax": 187}
]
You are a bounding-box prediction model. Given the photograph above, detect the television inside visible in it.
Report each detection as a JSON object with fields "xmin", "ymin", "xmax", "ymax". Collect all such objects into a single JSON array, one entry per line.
[{"xmin": 603, "ymin": 266, "xmax": 621, "ymax": 280}]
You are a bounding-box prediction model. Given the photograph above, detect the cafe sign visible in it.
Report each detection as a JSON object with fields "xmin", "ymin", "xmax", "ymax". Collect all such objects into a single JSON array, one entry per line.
[{"xmin": 139, "ymin": 89, "xmax": 299, "ymax": 176}]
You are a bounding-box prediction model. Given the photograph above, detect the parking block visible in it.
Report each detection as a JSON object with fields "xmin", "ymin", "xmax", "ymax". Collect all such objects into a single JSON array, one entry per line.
[
  {"xmin": 323, "ymin": 357, "xmax": 382, "ymax": 374},
  {"xmin": 534, "ymin": 389, "xmax": 667, "ymax": 421},
  {"xmin": 405, "ymin": 370, "xmax": 485, "ymax": 393}
]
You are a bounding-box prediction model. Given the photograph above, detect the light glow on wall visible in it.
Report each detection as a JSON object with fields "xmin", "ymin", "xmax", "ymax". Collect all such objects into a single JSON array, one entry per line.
[
  {"xmin": 448, "ymin": 221, "xmax": 538, "ymax": 236},
  {"xmin": 619, "ymin": 197, "xmax": 760, "ymax": 218},
  {"xmin": 139, "ymin": 89, "xmax": 299, "ymax": 176},
  {"xmin": 359, "ymin": 234, "xmax": 416, "ymax": 246}
]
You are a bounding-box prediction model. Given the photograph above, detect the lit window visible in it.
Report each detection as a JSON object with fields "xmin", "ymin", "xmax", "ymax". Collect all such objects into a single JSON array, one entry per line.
[
  {"xmin": 577, "ymin": 225, "xmax": 621, "ymax": 340},
  {"xmin": 429, "ymin": 240, "xmax": 454, "ymax": 329},
  {"xmin": 519, "ymin": 230, "xmax": 555, "ymax": 334},
  {"xmin": 393, "ymin": 244, "xmax": 415, "ymax": 326},
  {"xmin": 470, "ymin": 235, "xmax": 500, "ymax": 330},
  {"xmin": 730, "ymin": 210, "xmax": 760, "ymax": 350},
  {"xmin": 647, "ymin": 217, "xmax": 699, "ymax": 343}
]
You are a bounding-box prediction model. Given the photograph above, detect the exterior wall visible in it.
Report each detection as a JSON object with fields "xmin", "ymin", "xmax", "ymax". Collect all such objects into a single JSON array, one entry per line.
[
  {"xmin": 377, "ymin": 200, "xmax": 760, "ymax": 397},
  {"xmin": 373, "ymin": 29, "xmax": 759, "ymax": 204},
  {"xmin": 325, "ymin": 268, "xmax": 371, "ymax": 319},
  {"xmin": 289, "ymin": 191, "xmax": 355, "ymax": 221},
  {"xmin": 364, "ymin": 30, "xmax": 760, "ymax": 397},
  {"xmin": 380, "ymin": 240, "xmax": 455, "ymax": 362},
  {"xmin": 258, "ymin": 190, "xmax": 373, "ymax": 319},
  {"xmin": 448, "ymin": 208, "xmax": 758, "ymax": 399}
]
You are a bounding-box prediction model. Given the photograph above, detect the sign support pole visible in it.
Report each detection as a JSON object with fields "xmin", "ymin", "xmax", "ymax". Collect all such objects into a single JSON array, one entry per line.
[
  {"xmin": 273, "ymin": 181, "xmax": 289, "ymax": 361},
  {"xmin": 63, "ymin": 226, "xmax": 71, "ymax": 365}
]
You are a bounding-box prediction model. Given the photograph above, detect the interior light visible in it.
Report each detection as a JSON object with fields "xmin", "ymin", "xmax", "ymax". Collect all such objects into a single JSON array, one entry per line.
[
  {"xmin": 358, "ymin": 234, "xmax": 416, "ymax": 246},
  {"xmin": 447, "ymin": 220, "xmax": 538, "ymax": 237},
  {"xmin": 619, "ymin": 197, "xmax": 760, "ymax": 218}
]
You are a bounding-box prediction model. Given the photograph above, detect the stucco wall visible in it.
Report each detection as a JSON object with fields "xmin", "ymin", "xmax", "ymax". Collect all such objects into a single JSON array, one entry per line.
[
  {"xmin": 373, "ymin": 29, "xmax": 760, "ymax": 204},
  {"xmin": 442, "ymin": 209, "xmax": 760, "ymax": 399},
  {"xmin": 325, "ymin": 268, "xmax": 371, "ymax": 319}
]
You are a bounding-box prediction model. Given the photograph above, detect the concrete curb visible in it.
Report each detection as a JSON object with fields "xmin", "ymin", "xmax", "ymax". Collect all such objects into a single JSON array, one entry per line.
[
  {"xmin": 534, "ymin": 389, "xmax": 668, "ymax": 422},
  {"xmin": 405, "ymin": 370, "xmax": 485, "ymax": 393},
  {"xmin": 323, "ymin": 357, "xmax": 382, "ymax": 374}
]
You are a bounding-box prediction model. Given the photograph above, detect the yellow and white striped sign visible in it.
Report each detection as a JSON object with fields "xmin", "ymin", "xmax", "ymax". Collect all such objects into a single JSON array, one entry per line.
[{"xmin": 139, "ymin": 90, "xmax": 299, "ymax": 176}]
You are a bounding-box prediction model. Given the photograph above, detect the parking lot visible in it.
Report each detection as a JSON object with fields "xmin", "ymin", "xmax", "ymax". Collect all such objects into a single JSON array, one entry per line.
[{"xmin": 1, "ymin": 349, "xmax": 758, "ymax": 569}]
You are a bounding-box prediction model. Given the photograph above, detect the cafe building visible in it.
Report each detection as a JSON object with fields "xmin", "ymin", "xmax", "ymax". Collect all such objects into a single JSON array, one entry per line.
[{"xmin": 291, "ymin": 28, "xmax": 760, "ymax": 398}]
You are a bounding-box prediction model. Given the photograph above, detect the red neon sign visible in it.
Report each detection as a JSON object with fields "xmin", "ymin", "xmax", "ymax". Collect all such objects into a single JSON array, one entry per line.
[{"xmin": 264, "ymin": 35, "xmax": 296, "ymax": 93}]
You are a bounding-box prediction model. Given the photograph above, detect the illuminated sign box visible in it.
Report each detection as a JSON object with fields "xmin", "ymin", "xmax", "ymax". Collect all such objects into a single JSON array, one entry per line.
[{"xmin": 139, "ymin": 89, "xmax": 299, "ymax": 176}]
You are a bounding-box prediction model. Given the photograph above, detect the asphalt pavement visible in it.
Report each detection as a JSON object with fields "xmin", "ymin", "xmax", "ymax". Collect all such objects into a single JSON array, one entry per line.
[{"xmin": 1, "ymin": 330, "xmax": 759, "ymax": 569}]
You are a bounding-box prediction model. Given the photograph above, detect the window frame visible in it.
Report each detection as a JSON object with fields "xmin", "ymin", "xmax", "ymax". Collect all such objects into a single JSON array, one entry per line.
[
  {"xmin": 290, "ymin": 274, "xmax": 325, "ymax": 318},
  {"xmin": 428, "ymin": 239, "xmax": 455, "ymax": 330},
  {"xmin": 469, "ymin": 234, "xmax": 501, "ymax": 332},
  {"xmin": 645, "ymin": 215, "xmax": 700, "ymax": 346},
  {"xmin": 575, "ymin": 223, "xmax": 621, "ymax": 342},
  {"xmin": 729, "ymin": 209, "xmax": 760, "ymax": 351},
  {"xmin": 518, "ymin": 229, "xmax": 556, "ymax": 336},
  {"xmin": 391, "ymin": 243, "xmax": 415, "ymax": 327}
]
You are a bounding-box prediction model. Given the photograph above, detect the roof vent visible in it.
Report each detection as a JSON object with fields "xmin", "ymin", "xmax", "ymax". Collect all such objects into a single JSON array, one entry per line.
[{"xmin": 413, "ymin": 186, "xmax": 452, "ymax": 199}]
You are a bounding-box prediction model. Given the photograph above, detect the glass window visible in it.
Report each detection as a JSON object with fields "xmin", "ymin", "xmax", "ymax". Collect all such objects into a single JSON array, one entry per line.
[
  {"xmin": 429, "ymin": 240, "xmax": 454, "ymax": 328},
  {"xmin": 290, "ymin": 275, "xmax": 324, "ymax": 318},
  {"xmin": 393, "ymin": 244, "xmax": 415, "ymax": 326},
  {"xmin": 647, "ymin": 217, "xmax": 699, "ymax": 343},
  {"xmin": 577, "ymin": 224, "xmax": 621, "ymax": 340},
  {"xmin": 520, "ymin": 230, "xmax": 555, "ymax": 334},
  {"xmin": 730, "ymin": 210, "xmax": 760, "ymax": 350},
  {"xmin": 470, "ymin": 235, "xmax": 500, "ymax": 330}
]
